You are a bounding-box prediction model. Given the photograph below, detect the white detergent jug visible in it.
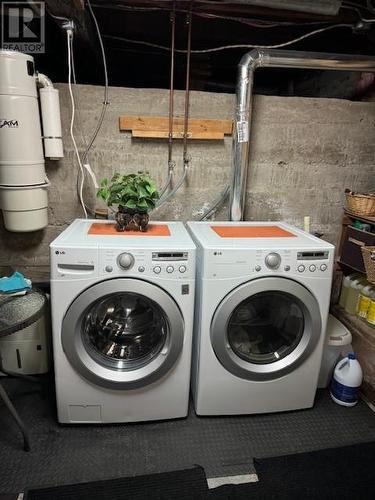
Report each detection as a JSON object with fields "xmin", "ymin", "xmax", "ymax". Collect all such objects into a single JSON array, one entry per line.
[{"xmin": 330, "ymin": 353, "xmax": 363, "ymax": 407}]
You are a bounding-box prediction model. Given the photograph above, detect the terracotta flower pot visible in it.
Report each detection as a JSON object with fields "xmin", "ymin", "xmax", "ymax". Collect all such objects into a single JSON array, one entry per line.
[{"xmin": 115, "ymin": 206, "xmax": 150, "ymax": 232}]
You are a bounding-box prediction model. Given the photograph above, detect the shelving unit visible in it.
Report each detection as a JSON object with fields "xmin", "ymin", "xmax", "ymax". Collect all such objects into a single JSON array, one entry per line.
[
  {"xmin": 337, "ymin": 209, "xmax": 375, "ymax": 275},
  {"xmin": 333, "ymin": 208, "xmax": 375, "ymax": 405},
  {"xmin": 331, "ymin": 304, "xmax": 375, "ymax": 404}
]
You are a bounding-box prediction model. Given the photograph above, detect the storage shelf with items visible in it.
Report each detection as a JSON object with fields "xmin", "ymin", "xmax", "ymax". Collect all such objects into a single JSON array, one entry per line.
[
  {"xmin": 337, "ymin": 208, "xmax": 375, "ymax": 327},
  {"xmin": 335, "ymin": 193, "xmax": 375, "ymax": 405},
  {"xmin": 337, "ymin": 210, "xmax": 375, "ymax": 275},
  {"xmin": 331, "ymin": 304, "xmax": 375, "ymax": 404}
]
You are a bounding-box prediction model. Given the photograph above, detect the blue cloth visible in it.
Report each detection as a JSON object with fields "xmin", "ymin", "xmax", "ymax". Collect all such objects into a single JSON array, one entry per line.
[{"xmin": 0, "ymin": 272, "xmax": 32, "ymax": 294}]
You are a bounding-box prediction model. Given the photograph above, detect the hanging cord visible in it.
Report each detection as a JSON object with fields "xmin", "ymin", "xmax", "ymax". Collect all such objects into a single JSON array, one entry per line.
[
  {"xmin": 70, "ymin": 32, "xmax": 97, "ymax": 216},
  {"xmin": 105, "ymin": 24, "xmax": 354, "ymax": 54},
  {"xmin": 159, "ymin": 1, "xmax": 176, "ymax": 199},
  {"xmin": 157, "ymin": 2, "xmax": 193, "ymax": 206},
  {"xmin": 70, "ymin": 0, "xmax": 109, "ymax": 217},
  {"xmin": 84, "ymin": 0, "xmax": 109, "ymax": 164},
  {"xmin": 67, "ymin": 29, "xmax": 88, "ymax": 218}
]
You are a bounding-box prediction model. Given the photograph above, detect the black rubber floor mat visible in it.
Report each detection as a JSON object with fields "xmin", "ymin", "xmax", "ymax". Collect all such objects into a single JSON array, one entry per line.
[
  {"xmin": 24, "ymin": 466, "xmax": 208, "ymax": 500},
  {"xmin": 209, "ymin": 442, "xmax": 375, "ymax": 499},
  {"xmin": 209, "ymin": 481, "xmax": 375, "ymax": 499},
  {"xmin": 254, "ymin": 440, "xmax": 375, "ymax": 488},
  {"xmin": 1, "ymin": 377, "xmax": 375, "ymax": 495}
]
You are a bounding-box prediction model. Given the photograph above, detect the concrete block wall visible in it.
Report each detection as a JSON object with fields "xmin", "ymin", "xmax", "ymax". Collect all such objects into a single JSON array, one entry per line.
[{"xmin": 1, "ymin": 83, "xmax": 375, "ymax": 280}]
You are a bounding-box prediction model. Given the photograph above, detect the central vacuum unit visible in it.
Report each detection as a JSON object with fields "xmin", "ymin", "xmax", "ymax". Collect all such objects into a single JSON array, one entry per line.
[{"xmin": 0, "ymin": 50, "xmax": 63, "ymax": 232}]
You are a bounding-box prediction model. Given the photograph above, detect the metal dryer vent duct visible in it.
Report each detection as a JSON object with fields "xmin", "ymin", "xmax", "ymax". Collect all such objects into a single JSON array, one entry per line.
[
  {"xmin": 0, "ymin": 50, "xmax": 63, "ymax": 232},
  {"xmin": 229, "ymin": 49, "xmax": 375, "ymax": 221}
]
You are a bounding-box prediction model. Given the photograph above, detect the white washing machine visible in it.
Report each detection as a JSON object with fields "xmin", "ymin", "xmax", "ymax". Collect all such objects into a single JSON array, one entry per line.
[
  {"xmin": 187, "ymin": 221, "xmax": 334, "ymax": 415},
  {"xmin": 50, "ymin": 219, "xmax": 195, "ymax": 424}
]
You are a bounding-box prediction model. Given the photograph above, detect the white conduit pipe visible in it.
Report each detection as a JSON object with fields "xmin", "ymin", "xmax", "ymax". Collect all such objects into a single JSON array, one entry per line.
[
  {"xmin": 230, "ymin": 49, "xmax": 375, "ymax": 221},
  {"xmin": 37, "ymin": 73, "xmax": 64, "ymax": 159}
]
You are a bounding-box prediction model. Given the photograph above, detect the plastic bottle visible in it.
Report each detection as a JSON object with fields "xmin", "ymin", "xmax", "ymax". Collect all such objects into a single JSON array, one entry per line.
[
  {"xmin": 366, "ymin": 289, "xmax": 375, "ymax": 328},
  {"xmin": 356, "ymin": 283, "xmax": 373, "ymax": 320},
  {"xmin": 330, "ymin": 353, "xmax": 363, "ymax": 407},
  {"xmin": 339, "ymin": 274, "xmax": 357, "ymax": 309},
  {"xmin": 345, "ymin": 277, "xmax": 366, "ymax": 315}
]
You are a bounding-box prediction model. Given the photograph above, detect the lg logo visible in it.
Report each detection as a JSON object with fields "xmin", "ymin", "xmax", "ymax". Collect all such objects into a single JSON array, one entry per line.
[{"xmin": 55, "ymin": 250, "xmax": 66, "ymax": 255}]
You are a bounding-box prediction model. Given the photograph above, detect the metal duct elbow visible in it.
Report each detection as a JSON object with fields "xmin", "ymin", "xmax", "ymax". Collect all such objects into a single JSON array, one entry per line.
[{"xmin": 229, "ymin": 49, "xmax": 375, "ymax": 221}]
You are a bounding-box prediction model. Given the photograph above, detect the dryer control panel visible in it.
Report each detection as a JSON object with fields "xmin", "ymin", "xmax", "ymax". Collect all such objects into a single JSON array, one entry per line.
[{"xmin": 202, "ymin": 248, "xmax": 333, "ymax": 279}]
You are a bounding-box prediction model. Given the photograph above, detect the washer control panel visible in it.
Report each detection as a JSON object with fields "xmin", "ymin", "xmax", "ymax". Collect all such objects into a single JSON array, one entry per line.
[{"xmin": 100, "ymin": 248, "xmax": 194, "ymax": 279}]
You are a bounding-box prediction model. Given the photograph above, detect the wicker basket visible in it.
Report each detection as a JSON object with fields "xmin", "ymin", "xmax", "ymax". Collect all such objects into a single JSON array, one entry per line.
[
  {"xmin": 361, "ymin": 246, "xmax": 375, "ymax": 284},
  {"xmin": 345, "ymin": 189, "xmax": 375, "ymax": 216}
]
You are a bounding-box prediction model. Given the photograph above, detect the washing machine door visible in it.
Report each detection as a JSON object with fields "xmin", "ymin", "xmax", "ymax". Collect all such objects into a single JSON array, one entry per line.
[
  {"xmin": 62, "ymin": 278, "xmax": 184, "ymax": 389},
  {"xmin": 211, "ymin": 277, "xmax": 322, "ymax": 381}
]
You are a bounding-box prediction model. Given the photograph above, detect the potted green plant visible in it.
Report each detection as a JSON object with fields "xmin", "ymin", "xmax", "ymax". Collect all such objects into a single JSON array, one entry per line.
[{"xmin": 97, "ymin": 172, "xmax": 159, "ymax": 232}]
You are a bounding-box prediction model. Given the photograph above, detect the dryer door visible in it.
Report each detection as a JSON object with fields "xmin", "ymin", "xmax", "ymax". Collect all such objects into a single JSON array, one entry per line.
[
  {"xmin": 62, "ymin": 279, "xmax": 184, "ymax": 389},
  {"xmin": 211, "ymin": 277, "xmax": 322, "ymax": 381}
]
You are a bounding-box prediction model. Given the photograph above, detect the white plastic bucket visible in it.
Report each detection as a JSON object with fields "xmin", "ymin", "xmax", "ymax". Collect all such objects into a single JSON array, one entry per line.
[
  {"xmin": 318, "ymin": 315, "xmax": 352, "ymax": 389},
  {"xmin": 0, "ymin": 182, "xmax": 49, "ymax": 232}
]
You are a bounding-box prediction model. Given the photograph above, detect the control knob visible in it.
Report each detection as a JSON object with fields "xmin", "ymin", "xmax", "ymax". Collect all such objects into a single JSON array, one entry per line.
[
  {"xmin": 117, "ymin": 252, "xmax": 134, "ymax": 270},
  {"xmin": 265, "ymin": 252, "xmax": 281, "ymax": 269}
]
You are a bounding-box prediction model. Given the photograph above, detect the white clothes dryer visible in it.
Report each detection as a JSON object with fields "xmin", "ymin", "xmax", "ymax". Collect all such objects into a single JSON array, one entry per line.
[
  {"xmin": 50, "ymin": 220, "xmax": 195, "ymax": 424},
  {"xmin": 187, "ymin": 221, "xmax": 334, "ymax": 415}
]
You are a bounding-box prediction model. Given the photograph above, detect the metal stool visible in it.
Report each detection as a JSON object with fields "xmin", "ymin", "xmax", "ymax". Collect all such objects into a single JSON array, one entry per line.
[{"xmin": 0, "ymin": 289, "xmax": 47, "ymax": 451}]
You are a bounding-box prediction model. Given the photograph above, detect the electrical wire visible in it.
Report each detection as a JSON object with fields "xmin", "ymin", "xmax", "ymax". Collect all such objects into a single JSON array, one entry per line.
[
  {"xmin": 105, "ymin": 23, "xmax": 354, "ymax": 55},
  {"xmin": 67, "ymin": 0, "xmax": 109, "ymax": 218},
  {"xmin": 67, "ymin": 29, "xmax": 88, "ymax": 218},
  {"xmin": 92, "ymin": 3, "xmax": 336, "ymax": 28},
  {"xmin": 46, "ymin": 7, "xmax": 70, "ymax": 22},
  {"xmin": 342, "ymin": 4, "xmax": 375, "ymax": 21},
  {"xmin": 70, "ymin": 31, "xmax": 97, "ymax": 216},
  {"xmin": 84, "ymin": 0, "xmax": 109, "ymax": 164}
]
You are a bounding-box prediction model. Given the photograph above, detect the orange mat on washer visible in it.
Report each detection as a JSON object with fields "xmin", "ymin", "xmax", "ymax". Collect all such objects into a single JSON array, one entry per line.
[
  {"xmin": 88, "ymin": 223, "xmax": 171, "ymax": 236},
  {"xmin": 211, "ymin": 225, "xmax": 296, "ymax": 238}
]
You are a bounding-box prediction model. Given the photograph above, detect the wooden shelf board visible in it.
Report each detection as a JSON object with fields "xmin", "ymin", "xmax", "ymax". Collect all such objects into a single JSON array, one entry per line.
[
  {"xmin": 331, "ymin": 304, "xmax": 375, "ymax": 347},
  {"xmin": 337, "ymin": 259, "xmax": 366, "ymax": 275},
  {"xmin": 119, "ymin": 115, "xmax": 233, "ymax": 140},
  {"xmin": 344, "ymin": 209, "xmax": 375, "ymax": 224}
]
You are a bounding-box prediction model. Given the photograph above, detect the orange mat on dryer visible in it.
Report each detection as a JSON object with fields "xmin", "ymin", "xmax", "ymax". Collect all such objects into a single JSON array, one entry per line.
[
  {"xmin": 88, "ymin": 223, "xmax": 171, "ymax": 236},
  {"xmin": 211, "ymin": 225, "xmax": 296, "ymax": 238}
]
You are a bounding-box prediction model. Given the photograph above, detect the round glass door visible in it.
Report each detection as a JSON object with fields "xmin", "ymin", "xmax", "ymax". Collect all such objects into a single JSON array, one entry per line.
[
  {"xmin": 62, "ymin": 279, "xmax": 184, "ymax": 390},
  {"xmin": 211, "ymin": 277, "xmax": 322, "ymax": 381},
  {"xmin": 82, "ymin": 293, "xmax": 168, "ymax": 371},
  {"xmin": 227, "ymin": 291, "xmax": 304, "ymax": 365}
]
